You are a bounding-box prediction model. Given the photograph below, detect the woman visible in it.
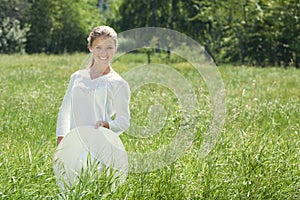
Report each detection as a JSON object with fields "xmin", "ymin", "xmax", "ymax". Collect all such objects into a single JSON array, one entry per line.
[{"xmin": 56, "ymin": 26, "xmax": 130, "ymax": 145}]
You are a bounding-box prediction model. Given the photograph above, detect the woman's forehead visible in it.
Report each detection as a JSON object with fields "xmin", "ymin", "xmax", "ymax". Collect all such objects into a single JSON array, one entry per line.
[{"xmin": 92, "ymin": 36, "xmax": 115, "ymax": 46}]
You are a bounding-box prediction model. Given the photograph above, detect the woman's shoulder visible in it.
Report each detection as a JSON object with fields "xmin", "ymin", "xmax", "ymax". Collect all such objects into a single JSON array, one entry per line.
[
  {"xmin": 108, "ymin": 70, "xmax": 130, "ymax": 92},
  {"xmin": 70, "ymin": 69, "xmax": 87, "ymax": 78},
  {"xmin": 109, "ymin": 70, "xmax": 128, "ymax": 84}
]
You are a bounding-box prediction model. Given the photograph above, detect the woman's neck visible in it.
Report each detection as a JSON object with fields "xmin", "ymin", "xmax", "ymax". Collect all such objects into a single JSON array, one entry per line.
[{"xmin": 89, "ymin": 64, "xmax": 111, "ymax": 79}]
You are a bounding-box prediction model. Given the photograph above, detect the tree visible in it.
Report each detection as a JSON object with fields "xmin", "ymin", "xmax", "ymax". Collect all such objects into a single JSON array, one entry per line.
[
  {"xmin": 116, "ymin": 0, "xmax": 171, "ymax": 30},
  {"xmin": 26, "ymin": 0, "xmax": 55, "ymax": 53},
  {"xmin": 269, "ymin": 0, "xmax": 300, "ymax": 68},
  {"xmin": 0, "ymin": 0, "xmax": 30, "ymax": 53},
  {"xmin": 0, "ymin": 18, "xmax": 29, "ymax": 54},
  {"xmin": 0, "ymin": 0, "xmax": 31, "ymax": 27},
  {"xmin": 26, "ymin": 0, "xmax": 103, "ymax": 53},
  {"xmin": 191, "ymin": 0, "xmax": 300, "ymax": 67}
]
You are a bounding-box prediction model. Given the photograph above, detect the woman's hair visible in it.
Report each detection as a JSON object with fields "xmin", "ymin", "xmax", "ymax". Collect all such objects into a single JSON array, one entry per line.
[{"xmin": 87, "ymin": 26, "xmax": 118, "ymax": 48}]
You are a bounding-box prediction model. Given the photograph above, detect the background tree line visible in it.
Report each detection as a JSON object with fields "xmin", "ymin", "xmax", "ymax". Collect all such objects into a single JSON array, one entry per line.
[{"xmin": 0, "ymin": 0, "xmax": 299, "ymax": 68}]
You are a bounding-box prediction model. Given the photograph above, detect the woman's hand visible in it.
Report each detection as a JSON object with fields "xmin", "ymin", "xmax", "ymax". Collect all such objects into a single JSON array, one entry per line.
[
  {"xmin": 57, "ymin": 136, "xmax": 64, "ymax": 145},
  {"xmin": 95, "ymin": 121, "xmax": 109, "ymax": 129}
]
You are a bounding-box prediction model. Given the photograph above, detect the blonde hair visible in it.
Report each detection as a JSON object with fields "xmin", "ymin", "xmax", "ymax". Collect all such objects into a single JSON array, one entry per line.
[{"xmin": 87, "ymin": 26, "xmax": 118, "ymax": 48}]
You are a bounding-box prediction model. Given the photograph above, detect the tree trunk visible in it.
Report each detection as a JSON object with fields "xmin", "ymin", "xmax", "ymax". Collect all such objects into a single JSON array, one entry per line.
[{"xmin": 147, "ymin": 50, "xmax": 151, "ymax": 64}]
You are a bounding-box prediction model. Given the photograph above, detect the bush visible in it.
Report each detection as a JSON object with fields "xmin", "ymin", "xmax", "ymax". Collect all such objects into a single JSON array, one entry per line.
[{"xmin": 0, "ymin": 17, "xmax": 29, "ymax": 54}]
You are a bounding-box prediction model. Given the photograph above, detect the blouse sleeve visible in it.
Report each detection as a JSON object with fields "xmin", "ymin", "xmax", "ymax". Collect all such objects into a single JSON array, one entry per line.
[
  {"xmin": 56, "ymin": 73, "xmax": 76, "ymax": 137},
  {"xmin": 108, "ymin": 82, "xmax": 131, "ymax": 135}
]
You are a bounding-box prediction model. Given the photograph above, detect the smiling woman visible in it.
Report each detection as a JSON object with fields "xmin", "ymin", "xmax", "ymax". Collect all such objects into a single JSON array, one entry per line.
[
  {"xmin": 54, "ymin": 26, "xmax": 131, "ymax": 190},
  {"xmin": 56, "ymin": 25, "xmax": 131, "ymax": 145}
]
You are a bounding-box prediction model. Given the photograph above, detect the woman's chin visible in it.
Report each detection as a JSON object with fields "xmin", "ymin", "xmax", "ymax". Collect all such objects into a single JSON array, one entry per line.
[{"xmin": 95, "ymin": 59, "xmax": 109, "ymax": 65}]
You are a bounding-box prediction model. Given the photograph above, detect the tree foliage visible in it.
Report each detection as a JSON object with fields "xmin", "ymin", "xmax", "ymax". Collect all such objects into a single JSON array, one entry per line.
[
  {"xmin": 115, "ymin": 0, "xmax": 299, "ymax": 67},
  {"xmin": 0, "ymin": 0, "xmax": 299, "ymax": 67},
  {"xmin": 0, "ymin": 18, "xmax": 29, "ymax": 54},
  {"xmin": 0, "ymin": 0, "xmax": 30, "ymax": 53},
  {"xmin": 26, "ymin": 0, "xmax": 103, "ymax": 53}
]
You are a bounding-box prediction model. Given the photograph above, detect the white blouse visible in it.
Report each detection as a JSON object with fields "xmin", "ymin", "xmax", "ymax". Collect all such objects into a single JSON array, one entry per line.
[{"xmin": 56, "ymin": 68, "xmax": 130, "ymax": 137}]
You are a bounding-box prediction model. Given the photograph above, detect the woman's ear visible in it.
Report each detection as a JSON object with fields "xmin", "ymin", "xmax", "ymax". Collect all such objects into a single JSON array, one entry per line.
[{"xmin": 88, "ymin": 45, "xmax": 93, "ymax": 53}]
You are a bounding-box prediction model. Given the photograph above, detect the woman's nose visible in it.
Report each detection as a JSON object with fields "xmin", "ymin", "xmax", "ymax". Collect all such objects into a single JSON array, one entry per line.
[{"xmin": 99, "ymin": 49, "xmax": 107, "ymax": 55}]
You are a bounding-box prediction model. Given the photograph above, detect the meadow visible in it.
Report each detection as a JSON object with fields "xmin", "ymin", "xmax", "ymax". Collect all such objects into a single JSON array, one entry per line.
[{"xmin": 0, "ymin": 53, "xmax": 299, "ymax": 199}]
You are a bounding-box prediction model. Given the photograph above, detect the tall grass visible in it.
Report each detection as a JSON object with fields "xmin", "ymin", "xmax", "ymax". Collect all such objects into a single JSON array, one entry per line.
[{"xmin": 0, "ymin": 53, "xmax": 299, "ymax": 199}]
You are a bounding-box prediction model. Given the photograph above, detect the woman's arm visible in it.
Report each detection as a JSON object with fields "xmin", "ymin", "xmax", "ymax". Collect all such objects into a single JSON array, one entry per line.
[
  {"xmin": 108, "ymin": 82, "xmax": 131, "ymax": 135},
  {"xmin": 56, "ymin": 73, "xmax": 76, "ymax": 143}
]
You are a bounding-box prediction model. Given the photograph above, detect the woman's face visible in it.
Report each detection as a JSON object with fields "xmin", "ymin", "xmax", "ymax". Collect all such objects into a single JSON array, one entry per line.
[{"xmin": 89, "ymin": 35, "xmax": 116, "ymax": 67}]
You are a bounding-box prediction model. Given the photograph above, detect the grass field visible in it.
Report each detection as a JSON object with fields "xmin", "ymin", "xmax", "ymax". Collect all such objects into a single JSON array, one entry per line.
[{"xmin": 0, "ymin": 53, "xmax": 299, "ymax": 199}]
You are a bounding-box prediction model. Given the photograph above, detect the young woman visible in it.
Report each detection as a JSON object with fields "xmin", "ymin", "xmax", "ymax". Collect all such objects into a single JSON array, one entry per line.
[{"xmin": 56, "ymin": 26, "xmax": 130, "ymax": 145}]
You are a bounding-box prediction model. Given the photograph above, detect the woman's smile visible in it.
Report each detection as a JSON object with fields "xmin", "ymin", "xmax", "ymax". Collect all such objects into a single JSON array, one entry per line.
[{"xmin": 99, "ymin": 56, "xmax": 109, "ymax": 61}]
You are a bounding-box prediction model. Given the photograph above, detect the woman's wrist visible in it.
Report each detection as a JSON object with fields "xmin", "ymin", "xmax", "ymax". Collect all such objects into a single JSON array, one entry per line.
[
  {"xmin": 103, "ymin": 121, "xmax": 109, "ymax": 129},
  {"xmin": 57, "ymin": 136, "xmax": 64, "ymax": 145},
  {"xmin": 95, "ymin": 121, "xmax": 109, "ymax": 129}
]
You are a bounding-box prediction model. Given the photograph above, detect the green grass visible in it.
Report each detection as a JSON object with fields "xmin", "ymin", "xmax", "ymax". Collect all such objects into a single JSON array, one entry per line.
[{"xmin": 0, "ymin": 53, "xmax": 299, "ymax": 199}]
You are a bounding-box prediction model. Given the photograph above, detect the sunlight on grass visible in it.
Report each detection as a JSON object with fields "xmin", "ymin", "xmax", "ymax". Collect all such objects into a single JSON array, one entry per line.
[{"xmin": 0, "ymin": 54, "xmax": 299, "ymax": 199}]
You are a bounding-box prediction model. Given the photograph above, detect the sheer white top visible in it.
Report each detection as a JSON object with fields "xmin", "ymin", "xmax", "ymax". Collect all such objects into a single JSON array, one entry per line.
[{"xmin": 56, "ymin": 68, "xmax": 130, "ymax": 137}]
